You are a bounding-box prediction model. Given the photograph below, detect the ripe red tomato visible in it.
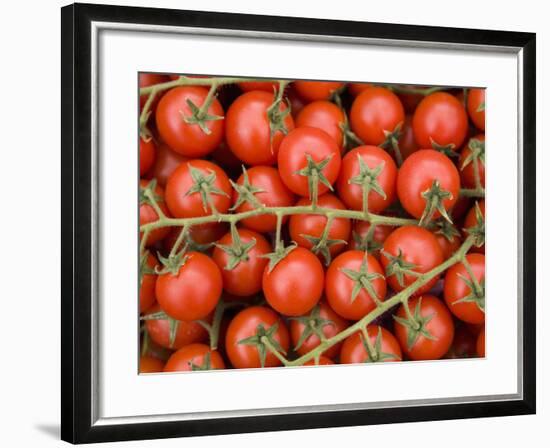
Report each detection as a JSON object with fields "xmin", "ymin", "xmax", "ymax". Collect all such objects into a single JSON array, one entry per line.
[
  {"xmin": 348, "ymin": 82, "xmax": 372, "ymax": 97},
  {"xmin": 350, "ymin": 87, "xmax": 405, "ymax": 145},
  {"xmin": 467, "ymin": 88, "xmax": 485, "ymax": 131},
  {"xmin": 396, "ymin": 150, "xmax": 460, "ymax": 222},
  {"xmin": 432, "ymin": 228, "xmax": 461, "ymax": 260},
  {"xmin": 156, "ymin": 252, "xmax": 222, "ymax": 321},
  {"xmin": 398, "ymin": 115, "xmax": 419, "ymax": 160},
  {"xmin": 293, "ymin": 81, "xmax": 344, "ymax": 102},
  {"xmin": 289, "ymin": 301, "xmax": 349, "ymax": 359},
  {"xmin": 464, "ymin": 200, "xmax": 485, "ymax": 253},
  {"xmin": 231, "ymin": 166, "xmax": 295, "ymax": 233},
  {"xmin": 238, "ymin": 81, "xmax": 279, "ymax": 92},
  {"xmin": 325, "ymin": 250, "xmax": 387, "ymax": 320},
  {"xmin": 459, "ymin": 134, "xmax": 485, "ymax": 189},
  {"xmin": 139, "ymin": 355, "xmax": 165, "ymax": 373},
  {"xmin": 164, "ymin": 344, "xmax": 225, "ymax": 372},
  {"xmin": 304, "ymin": 356, "xmax": 334, "ymax": 366},
  {"xmin": 336, "ymin": 145, "xmax": 397, "ymax": 213},
  {"xmin": 349, "ymin": 220, "xmax": 393, "ymax": 256},
  {"xmin": 139, "ymin": 137, "xmax": 156, "ymax": 176},
  {"xmin": 262, "ymin": 247, "xmax": 324, "ymax": 316},
  {"xmin": 144, "ymin": 304, "xmax": 208, "ymax": 349},
  {"xmin": 156, "ymin": 86, "xmax": 224, "ymax": 157},
  {"xmin": 340, "ymin": 326, "xmax": 402, "ymax": 363},
  {"xmin": 139, "ymin": 179, "xmax": 171, "ymax": 246},
  {"xmin": 445, "ymin": 324, "xmax": 477, "ymax": 359},
  {"xmin": 412, "ymin": 92, "xmax": 468, "ymax": 150},
  {"xmin": 225, "ymin": 91, "xmax": 294, "ymax": 166},
  {"xmin": 476, "ymin": 327, "xmax": 485, "ymax": 357},
  {"xmin": 165, "ymin": 159, "xmax": 231, "ymax": 219},
  {"xmin": 139, "ymin": 73, "xmax": 169, "ymax": 110},
  {"xmin": 381, "ymin": 226, "xmax": 444, "ymax": 294},
  {"xmin": 277, "ymin": 127, "xmax": 341, "ymax": 197},
  {"xmin": 444, "ymin": 253, "xmax": 485, "ymax": 324},
  {"xmin": 212, "ymin": 228, "xmax": 272, "ymax": 297},
  {"xmin": 295, "ymin": 100, "xmax": 345, "ymax": 148},
  {"xmin": 140, "ymin": 253, "xmax": 158, "ymax": 313},
  {"xmin": 289, "ymin": 193, "xmax": 351, "ymax": 262},
  {"xmin": 225, "ymin": 306, "xmax": 290, "ymax": 368},
  {"xmin": 150, "ymin": 141, "xmax": 188, "ymax": 187},
  {"xmin": 394, "ymin": 295, "xmax": 454, "ymax": 360}
]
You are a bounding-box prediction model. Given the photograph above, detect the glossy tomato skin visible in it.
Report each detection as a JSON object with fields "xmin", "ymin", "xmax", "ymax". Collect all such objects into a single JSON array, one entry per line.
[
  {"xmin": 293, "ymin": 81, "xmax": 344, "ymax": 102},
  {"xmin": 225, "ymin": 91, "xmax": 294, "ymax": 166},
  {"xmin": 289, "ymin": 193, "xmax": 351, "ymax": 260},
  {"xmin": 263, "ymin": 247, "xmax": 324, "ymax": 316},
  {"xmin": 325, "ymin": 250, "xmax": 387, "ymax": 321},
  {"xmin": 225, "ymin": 306, "xmax": 290, "ymax": 368},
  {"xmin": 156, "ymin": 86, "xmax": 224, "ymax": 157},
  {"xmin": 349, "ymin": 220, "xmax": 393, "ymax": 256},
  {"xmin": 139, "ymin": 73, "xmax": 169, "ymax": 110},
  {"xmin": 238, "ymin": 81, "xmax": 279, "ymax": 92},
  {"xmin": 432, "ymin": 229, "xmax": 462, "ymax": 260},
  {"xmin": 165, "ymin": 159, "xmax": 231, "ymax": 219},
  {"xmin": 464, "ymin": 200, "xmax": 485, "ymax": 253},
  {"xmin": 277, "ymin": 127, "xmax": 341, "ymax": 197},
  {"xmin": 444, "ymin": 253, "xmax": 485, "ymax": 324},
  {"xmin": 289, "ymin": 302, "xmax": 349, "ymax": 359},
  {"xmin": 139, "ymin": 137, "xmax": 156, "ymax": 176},
  {"xmin": 163, "ymin": 344, "xmax": 225, "ymax": 372},
  {"xmin": 139, "ymin": 355, "xmax": 165, "ymax": 373},
  {"xmin": 139, "ymin": 179, "xmax": 171, "ymax": 246},
  {"xmin": 467, "ymin": 88, "xmax": 486, "ymax": 131},
  {"xmin": 350, "ymin": 87, "xmax": 405, "ymax": 145},
  {"xmin": 381, "ymin": 226, "xmax": 444, "ymax": 294},
  {"xmin": 150, "ymin": 141, "xmax": 188, "ymax": 187},
  {"xmin": 394, "ymin": 295, "xmax": 454, "ymax": 360},
  {"xmin": 304, "ymin": 356, "xmax": 334, "ymax": 366},
  {"xmin": 459, "ymin": 134, "xmax": 485, "ymax": 189},
  {"xmin": 396, "ymin": 150, "xmax": 460, "ymax": 220},
  {"xmin": 156, "ymin": 252, "xmax": 222, "ymax": 321},
  {"xmin": 140, "ymin": 253, "xmax": 158, "ymax": 313},
  {"xmin": 212, "ymin": 229, "xmax": 272, "ymax": 297},
  {"xmin": 144, "ymin": 304, "xmax": 208, "ymax": 349},
  {"xmin": 412, "ymin": 92, "xmax": 468, "ymax": 150},
  {"xmin": 296, "ymin": 100, "xmax": 345, "ymax": 148},
  {"xmin": 340, "ymin": 326, "xmax": 402, "ymax": 363},
  {"xmin": 231, "ymin": 166, "xmax": 295, "ymax": 233},
  {"xmin": 398, "ymin": 115, "xmax": 419, "ymax": 160},
  {"xmin": 476, "ymin": 327, "xmax": 486, "ymax": 357},
  {"xmin": 336, "ymin": 145, "xmax": 397, "ymax": 213}
]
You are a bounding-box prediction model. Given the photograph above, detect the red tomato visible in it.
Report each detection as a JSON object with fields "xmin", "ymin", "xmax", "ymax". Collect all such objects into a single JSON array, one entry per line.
[
  {"xmin": 238, "ymin": 81, "xmax": 279, "ymax": 92},
  {"xmin": 396, "ymin": 150, "xmax": 460, "ymax": 222},
  {"xmin": 139, "ymin": 179, "xmax": 171, "ymax": 246},
  {"xmin": 289, "ymin": 193, "xmax": 351, "ymax": 263},
  {"xmin": 139, "ymin": 355, "xmax": 165, "ymax": 373},
  {"xmin": 467, "ymin": 88, "xmax": 486, "ymax": 131},
  {"xmin": 225, "ymin": 306, "xmax": 290, "ymax": 368},
  {"xmin": 394, "ymin": 295, "xmax": 454, "ymax": 360},
  {"xmin": 212, "ymin": 228, "xmax": 272, "ymax": 297},
  {"xmin": 398, "ymin": 115, "xmax": 419, "ymax": 160},
  {"xmin": 476, "ymin": 327, "xmax": 486, "ymax": 357},
  {"xmin": 348, "ymin": 83, "xmax": 372, "ymax": 97},
  {"xmin": 156, "ymin": 86, "xmax": 224, "ymax": 157},
  {"xmin": 164, "ymin": 344, "xmax": 225, "ymax": 372},
  {"xmin": 277, "ymin": 127, "xmax": 342, "ymax": 197},
  {"xmin": 140, "ymin": 253, "xmax": 158, "ymax": 313},
  {"xmin": 139, "ymin": 73, "xmax": 169, "ymax": 110},
  {"xmin": 381, "ymin": 226, "xmax": 444, "ymax": 294},
  {"xmin": 464, "ymin": 200, "xmax": 485, "ymax": 253},
  {"xmin": 459, "ymin": 134, "xmax": 485, "ymax": 189},
  {"xmin": 325, "ymin": 250, "xmax": 387, "ymax": 320},
  {"xmin": 149, "ymin": 141, "xmax": 187, "ymax": 187},
  {"xmin": 231, "ymin": 166, "xmax": 295, "ymax": 233},
  {"xmin": 156, "ymin": 252, "xmax": 222, "ymax": 321},
  {"xmin": 296, "ymin": 100, "xmax": 345, "ymax": 148},
  {"xmin": 304, "ymin": 356, "xmax": 334, "ymax": 366},
  {"xmin": 444, "ymin": 253, "xmax": 485, "ymax": 324},
  {"xmin": 350, "ymin": 86, "xmax": 404, "ymax": 145},
  {"xmin": 263, "ymin": 247, "xmax": 324, "ymax": 316},
  {"xmin": 225, "ymin": 91, "xmax": 294, "ymax": 166},
  {"xmin": 340, "ymin": 326, "xmax": 402, "ymax": 363},
  {"xmin": 412, "ymin": 92, "xmax": 468, "ymax": 150},
  {"xmin": 165, "ymin": 159, "xmax": 231, "ymax": 219},
  {"xmin": 445, "ymin": 325, "xmax": 477, "ymax": 359},
  {"xmin": 289, "ymin": 302, "xmax": 349, "ymax": 359},
  {"xmin": 293, "ymin": 81, "xmax": 344, "ymax": 102},
  {"xmin": 140, "ymin": 137, "xmax": 156, "ymax": 176},
  {"xmin": 336, "ymin": 145, "xmax": 397, "ymax": 213},
  {"xmin": 349, "ymin": 220, "xmax": 393, "ymax": 256},
  {"xmin": 432, "ymin": 228, "xmax": 462, "ymax": 260}
]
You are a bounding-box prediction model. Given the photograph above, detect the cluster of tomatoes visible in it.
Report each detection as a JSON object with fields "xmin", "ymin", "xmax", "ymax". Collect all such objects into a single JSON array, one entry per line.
[{"xmin": 139, "ymin": 74, "xmax": 486, "ymax": 374}]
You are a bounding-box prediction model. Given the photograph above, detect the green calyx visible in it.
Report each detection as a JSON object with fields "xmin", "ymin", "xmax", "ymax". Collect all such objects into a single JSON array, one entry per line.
[
  {"xmin": 185, "ymin": 165, "xmax": 229, "ymax": 214},
  {"xmin": 289, "ymin": 305, "xmax": 335, "ymax": 351},
  {"xmin": 433, "ymin": 218, "xmax": 460, "ymax": 243},
  {"xmin": 461, "ymin": 138, "xmax": 485, "ymax": 171},
  {"xmin": 215, "ymin": 224, "xmax": 257, "ymax": 270},
  {"xmin": 301, "ymin": 233, "xmax": 346, "ymax": 266},
  {"xmin": 156, "ymin": 250, "xmax": 188, "ymax": 276},
  {"xmin": 339, "ymin": 254, "xmax": 384, "ymax": 305},
  {"xmin": 261, "ymin": 243, "xmax": 297, "ymax": 273},
  {"xmin": 476, "ymin": 101, "xmax": 485, "ymax": 112},
  {"xmin": 296, "ymin": 153, "xmax": 334, "ymax": 204},
  {"xmin": 351, "ymin": 229, "xmax": 382, "ymax": 253},
  {"xmin": 266, "ymin": 90, "xmax": 292, "ymax": 146},
  {"xmin": 238, "ymin": 322, "xmax": 286, "ymax": 368},
  {"xmin": 381, "ymin": 248, "xmax": 420, "ymax": 288},
  {"xmin": 381, "ymin": 122, "xmax": 404, "ymax": 166},
  {"xmin": 189, "ymin": 352, "xmax": 213, "ymax": 371},
  {"xmin": 361, "ymin": 327, "xmax": 399, "ymax": 362},
  {"xmin": 230, "ymin": 166, "xmax": 265, "ymax": 210},
  {"xmin": 393, "ymin": 297, "xmax": 437, "ymax": 350},
  {"xmin": 419, "ymin": 179, "xmax": 454, "ymax": 226},
  {"xmin": 348, "ymin": 154, "xmax": 387, "ymax": 212},
  {"xmin": 430, "ymin": 137, "xmax": 457, "ymax": 158},
  {"xmin": 454, "ymin": 275, "xmax": 485, "ymax": 312},
  {"xmin": 180, "ymin": 97, "xmax": 223, "ymax": 135},
  {"xmin": 465, "ymin": 201, "xmax": 485, "ymax": 248},
  {"xmin": 139, "ymin": 178, "xmax": 162, "ymax": 206}
]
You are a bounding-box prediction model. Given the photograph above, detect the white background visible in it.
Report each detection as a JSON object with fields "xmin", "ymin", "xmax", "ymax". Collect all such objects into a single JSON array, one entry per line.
[{"xmin": 0, "ymin": 0, "xmax": 546, "ymax": 446}]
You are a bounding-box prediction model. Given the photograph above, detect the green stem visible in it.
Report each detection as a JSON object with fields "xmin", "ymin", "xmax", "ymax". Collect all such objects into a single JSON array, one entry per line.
[
  {"xmin": 260, "ymin": 335, "xmax": 290, "ymax": 366},
  {"xmin": 460, "ymin": 188, "xmax": 486, "ymax": 198},
  {"xmin": 388, "ymin": 85, "xmax": 447, "ymax": 96}
]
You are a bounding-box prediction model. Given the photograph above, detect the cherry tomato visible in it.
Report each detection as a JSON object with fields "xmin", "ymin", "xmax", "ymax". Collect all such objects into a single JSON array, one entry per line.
[
  {"xmin": 349, "ymin": 220, "xmax": 393, "ymax": 256},
  {"xmin": 467, "ymin": 88, "xmax": 486, "ymax": 131},
  {"xmin": 140, "ymin": 253, "xmax": 158, "ymax": 313},
  {"xmin": 476, "ymin": 327, "xmax": 486, "ymax": 357},
  {"xmin": 156, "ymin": 86, "xmax": 224, "ymax": 157},
  {"xmin": 231, "ymin": 166, "xmax": 295, "ymax": 233},
  {"xmin": 225, "ymin": 90, "xmax": 294, "ymax": 166},
  {"xmin": 432, "ymin": 226, "xmax": 462, "ymax": 260},
  {"xmin": 444, "ymin": 253, "xmax": 485, "ymax": 324},
  {"xmin": 396, "ymin": 149, "xmax": 460, "ymax": 221},
  {"xmin": 139, "ymin": 73, "xmax": 169, "ymax": 110},
  {"xmin": 296, "ymin": 100, "xmax": 345, "ymax": 148},
  {"xmin": 293, "ymin": 81, "xmax": 344, "ymax": 102},
  {"xmin": 238, "ymin": 81, "xmax": 279, "ymax": 92},
  {"xmin": 340, "ymin": 326, "xmax": 402, "ymax": 363},
  {"xmin": 398, "ymin": 115, "xmax": 419, "ymax": 160},
  {"xmin": 336, "ymin": 145, "xmax": 397, "ymax": 213},
  {"xmin": 139, "ymin": 355, "xmax": 165, "ymax": 373},
  {"xmin": 212, "ymin": 228, "xmax": 272, "ymax": 297},
  {"xmin": 156, "ymin": 251, "xmax": 222, "ymax": 321},
  {"xmin": 459, "ymin": 134, "xmax": 485, "ymax": 189},
  {"xmin": 225, "ymin": 306, "xmax": 290, "ymax": 368},
  {"xmin": 348, "ymin": 83, "xmax": 372, "ymax": 97},
  {"xmin": 325, "ymin": 250, "xmax": 387, "ymax": 321},
  {"xmin": 149, "ymin": 141, "xmax": 187, "ymax": 187},
  {"xmin": 445, "ymin": 325, "xmax": 477, "ymax": 359},
  {"xmin": 412, "ymin": 92, "xmax": 468, "ymax": 150},
  {"xmin": 165, "ymin": 159, "xmax": 231, "ymax": 219},
  {"xmin": 139, "ymin": 179, "xmax": 171, "ymax": 246},
  {"xmin": 263, "ymin": 247, "xmax": 324, "ymax": 316},
  {"xmin": 464, "ymin": 200, "xmax": 485, "ymax": 253},
  {"xmin": 394, "ymin": 295, "xmax": 454, "ymax": 360},
  {"xmin": 381, "ymin": 226, "xmax": 444, "ymax": 294},
  {"xmin": 164, "ymin": 344, "xmax": 225, "ymax": 372},
  {"xmin": 140, "ymin": 137, "xmax": 156, "ymax": 176},
  {"xmin": 289, "ymin": 302, "xmax": 349, "ymax": 359},
  {"xmin": 289, "ymin": 193, "xmax": 351, "ymax": 262},
  {"xmin": 304, "ymin": 356, "xmax": 334, "ymax": 366},
  {"xmin": 277, "ymin": 127, "xmax": 341, "ymax": 197}
]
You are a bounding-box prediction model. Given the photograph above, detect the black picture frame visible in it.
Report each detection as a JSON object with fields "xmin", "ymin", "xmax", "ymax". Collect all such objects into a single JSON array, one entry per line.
[{"xmin": 61, "ymin": 2, "xmax": 536, "ymax": 444}]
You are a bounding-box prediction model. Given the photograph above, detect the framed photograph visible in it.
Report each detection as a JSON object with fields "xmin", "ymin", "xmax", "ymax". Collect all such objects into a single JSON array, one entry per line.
[{"xmin": 61, "ymin": 2, "xmax": 536, "ymax": 444}]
